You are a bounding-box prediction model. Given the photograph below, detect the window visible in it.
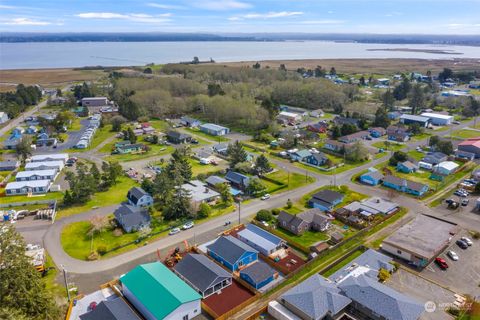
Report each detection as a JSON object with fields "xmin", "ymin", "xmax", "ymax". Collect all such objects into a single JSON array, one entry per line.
[
  {"xmin": 183, "ymin": 315, "xmax": 189, "ymax": 320},
  {"xmin": 397, "ymin": 250, "xmax": 402, "ymax": 254}
]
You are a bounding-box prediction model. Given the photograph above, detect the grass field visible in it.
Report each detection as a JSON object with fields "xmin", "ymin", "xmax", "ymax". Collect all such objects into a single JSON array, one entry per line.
[
  {"xmin": 410, "ymin": 132, "xmax": 432, "ymax": 141},
  {"xmin": 186, "ymin": 128, "xmax": 229, "ymax": 142},
  {"xmin": 448, "ymin": 129, "xmax": 480, "ymax": 139},
  {"xmin": 104, "ymin": 144, "xmax": 175, "ymax": 162},
  {"xmin": 372, "ymin": 141, "xmax": 405, "ymax": 152},
  {"xmin": 0, "ymin": 191, "xmax": 63, "ymax": 204},
  {"xmin": 189, "ymin": 159, "xmax": 227, "ymax": 177},
  {"xmin": 274, "ymin": 227, "xmax": 329, "ymax": 247},
  {"xmin": 265, "ymin": 169, "xmax": 315, "ymax": 191},
  {"xmin": 295, "ymin": 158, "xmax": 368, "ymax": 176},
  {"xmin": 407, "ymin": 150, "xmax": 425, "ymax": 161}
]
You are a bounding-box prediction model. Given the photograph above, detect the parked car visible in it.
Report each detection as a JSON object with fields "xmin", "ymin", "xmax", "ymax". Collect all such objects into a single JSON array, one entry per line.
[
  {"xmin": 169, "ymin": 227, "xmax": 180, "ymax": 235},
  {"xmin": 461, "ymin": 237, "xmax": 473, "ymax": 246},
  {"xmin": 447, "ymin": 250, "xmax": 459, "ymax": 261},
  {"xmin": 461, "ymin": 199, "xmax": 469, "ymax": 206},
  {"xmin": 260, "ymin": 194, "xmax": 271, "ymax": 200},
  {"xmin": 182, "ymin": 221, "xmax": 194, "ymax": 230},
  {"xmin": 454, "ymin": 190, "xmax": 469, "ymax": 197},
  {"xmin": 456, "ymin": 239, "xmax": 468, "ymax": 249},
  {"xmin": 434, "ymin": 257, "xmax": 449, "ymax": 270}
]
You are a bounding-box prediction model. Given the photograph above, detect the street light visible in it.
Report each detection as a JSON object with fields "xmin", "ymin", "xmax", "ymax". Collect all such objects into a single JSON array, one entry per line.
[
  {"xmin": 60, "ymin": 264, "xmax": 71, "ymax": 302},
  {"xmin": 235, "ymin": 196, "xmax": 242, "ymax": 225}
]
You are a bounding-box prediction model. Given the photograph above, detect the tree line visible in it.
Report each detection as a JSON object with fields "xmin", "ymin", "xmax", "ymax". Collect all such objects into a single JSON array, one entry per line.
[{"xmin": 0, "ymin": 84, "xmax": 42, "ymax": 118}]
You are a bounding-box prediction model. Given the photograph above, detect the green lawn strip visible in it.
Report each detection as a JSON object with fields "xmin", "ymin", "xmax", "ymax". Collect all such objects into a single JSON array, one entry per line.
[
  {"xmin": 428, "ymin": 188, "xmax": 456, "ymax": 208},
  {"xmin": 42, "ymin": 253, "xmax": 67, "ymax": 299},
  {"xmin": 264, "ymin": 170, "xmax": 315, "ymax": 192},
  {"xmin": 149, "ymin": 119, "xmax": 171, "ymax": 131},
  {"xmin": 70, "ymin": 117, "xmax": 85, "ymax": 131},
  {"xmin": 274, "ymin": 227, "xmax": 329, "ymax": 248},
  {"xmin": 321, "ymin": 248, "xmax": 365, "ymax": 277},
  {"xmin": 410, "ymin": 132, "xmax": 431, "ymax": 141},
  {"xmin": 448, "ymin": 129, "xmax": 480, "ymax": 139},
  {"xmin": 0, "ymin": 191, "xmax": 63, "ymax": 204},
  {"xmin": 56, "ymin": 176, "xmax": 138, "ymax": 219},
  {"xmin": 407, "ymin": 150, "xmax": 425, "ymax": 161},
  {"xmin": 66, "ymin": 124, "xmax": 116, "ymax": 153},
  {"xmin": 104, "ymin": 145, "xmax": 175, "ymax": 162},
  {"xmin": 371, "ymin": 141, "xmax": 405, "ymax": 152},
  {"xmin": 186, "ymin": 128, "xmax": 229, "ymax": 142},
  {"xmin": 294, "ymin": 160, "xmax": 363, "ymax": 176},
  {"xmin": 189, "ymin": 159, "xmax": 227, "ymax": 177}
]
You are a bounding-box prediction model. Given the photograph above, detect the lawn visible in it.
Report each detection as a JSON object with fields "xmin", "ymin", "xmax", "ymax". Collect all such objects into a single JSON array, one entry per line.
[
  {"xmin": 274, "ymin": 227, "xmax": 329, "ymax": 248},
  {"xmin": 264, "ymin": 169, "xmax": 315, "ymax": 191},
  {"xmin": 372, "ymin": 141, "xmax": 405, "ymax": 152},
  {"xmin": 448, "ymin": 129, "xmax": 480, "ymax": 139},
  {"xmin": 294, "ymin": 155, "xmax": 369, "ymax": 176},
  {"xmin": 56, "ymin": 176, "xmax": 138, "ymax": 218},
  {"xmin": 0, "ymin": 191, "xmax": 63, "ymax": 204},
  {"xmin": 67, "ymin": 124, "xmax": 116, "ymax": 152},
  {"xmin": 407, "ymin": 150, "xmax": 425, "ymax": 161},
  {"xmin": 149, "ymin": 119, "xmax": 171, "ymax": 131},
  {"xmin": 189, "ymin": 159, "xmax": 227, "ymax": 177},
  {"xmin": 186, "ymin": 128, "xmax": 230, "ymax": 142},
  {"xmin": 104, "ymin": 144, "xmax": 175, "ymax": 162},
  {"xmin": 70, "ymin": 117, "xmax": 85, "ymax": 131},
  {"xmin": 322, "ymin": 248, "xmax": 365, "ymax": 277},
  {"xmin": 410, "ymin": 132, "xmax": 431, "ymax": 142}
]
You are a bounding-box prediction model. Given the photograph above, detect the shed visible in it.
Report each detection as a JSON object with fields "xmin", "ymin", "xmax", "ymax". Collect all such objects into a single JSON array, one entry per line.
[
  {"xmin": 240, "ymin": 261, "xmax": 276, "ymax": 290},
  {"xmin": 199, "ymin": 123, "xmax": 230, "ymax": 136}
]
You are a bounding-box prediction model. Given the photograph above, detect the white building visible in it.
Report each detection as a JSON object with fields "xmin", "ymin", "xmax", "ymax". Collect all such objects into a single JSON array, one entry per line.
[
  {"xmin": 278, "ymin": 111, "xmax": 303, "ymax": 124},
  {"xmin": 420, "ymin": 112, "xmax": 453, "ymax": 126},
  {"xmin": 433, "ymin": 161, "xmax": 459, "ymax": 176},
  {"xmin": 15, "ymin": 169, "xmax": 57, "ymax": 182},
  {"xmin": 25, "ymin": 161, "xmax": 64, "ymax": 172},
  {"xmin": 0, "ymin": 112, "xmax": 9, "ymax": 124},
  {"xmin": 31, "ymin": 153, "xmax": 69, "ymax": 164},
  {"xmin": 5, "ymin": 180, "xmax": 51, "ymax": 195}
]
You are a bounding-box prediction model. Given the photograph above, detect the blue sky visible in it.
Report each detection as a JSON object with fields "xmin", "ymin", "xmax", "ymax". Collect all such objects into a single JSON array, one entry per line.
[{"xmin": 0, "ymin": 0, "xmax": 479, "ymax": 34}]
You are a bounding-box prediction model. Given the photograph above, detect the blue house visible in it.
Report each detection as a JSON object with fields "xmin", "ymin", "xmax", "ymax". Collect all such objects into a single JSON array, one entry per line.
[
  {"xmin": 12, "ymin": 126, "xmax": 25, "ymax": 136},
  {"xmin": 308, "ymin": 189, "xmax": 344, "ymax": 211},
  {"xmin": 225, "ymin": 171, "xmax": 250, "ymax": 190},
  {"xmin": 26, "ymin": 126, "xmax": 38, "ymax": 134},
  {"xmin": 207, "ymin": 235, "xmax": 258, "ymax": 271},
  {"xmin": 383, "ymin": 175, "xmax": 429, "ymax": 197},
  {"xmin": 368, "ymin": 127, "xmax": 386, "ymax": 138},
  {"xmin": 37, "ymin": 132, "xmax": 49, "ymax": 140},
  {"xmin": 180, "ymin": 116, "xmax": 201, "ymax": 128},
  {"xmin": 360, "ymin": 169, "xmax": 384, "ymax": 186},
  {"xmin": 304, "ymin": 153, "xmax": 328, "ymax": 167},
  {"xmin": 290, "ymin": 149, "xmax": 312, "ymax": 162},
  {"xmin": 199, "ymin": 123, "xmax": 230, "ymax": 136},
  {"xmin": 239, "ymin": 261, "xmax": 276, "ymax": 290},
  {"xmin": 396, "ymin": 161, "xmax": 418, "ymax": 174}
]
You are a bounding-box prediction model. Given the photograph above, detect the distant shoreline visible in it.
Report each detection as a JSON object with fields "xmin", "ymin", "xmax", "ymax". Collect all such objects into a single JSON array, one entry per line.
[{"xmin": 367, "ymin": 48, "xmax": 464, "ymax": 55}]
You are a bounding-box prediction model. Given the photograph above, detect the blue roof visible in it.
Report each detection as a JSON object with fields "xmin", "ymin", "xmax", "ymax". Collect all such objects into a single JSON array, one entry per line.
[
  {"xmin": 294, "ymin": 149, "xmax": 312, "ymax": 158},
  {"xmin": 225, "ymin": 171, "xmax": 249, "ymax": 185},
  {"xmin": 200, "ymin": 123, "xmax": 229, "ymax": 131},
  {"xmin": 238, "ymin": 224, "xmax": 284, "ymax": 252}
]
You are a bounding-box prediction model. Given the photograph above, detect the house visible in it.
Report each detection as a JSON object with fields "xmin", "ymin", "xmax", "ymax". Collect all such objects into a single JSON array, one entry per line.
[
  {"xmin": 277, "ymin": 111, "xmax": 302, "ymax": 124},
  {"xmin": 212, "ymin": 142, "xmax": 229, "ymax": 155},
  {"xmin": 181, "ymin": 180, "xmax": 220, "ymax": 208},
  {"xmin": 309, "ymin": 109, "xmax": 324, "ymax": 118},
  {"xmin": 383, "ymin": 175, "xmax": 429, "ymax": 197},
  {"xmin": 333, "ymin": 116, "xmax": 360, "ymax": 128},
  {"xmin": 342, "ymin": 197, "xmax": 399, "ymax": 218},
  {"xmin": 205, "ymin": 175, "xmax": 229, "ymax": 188},
  {"xmin": 120, "ymin": 262, "xmax": 202, "ymax": 320},
  {"xmin": 432, "ymin": 161, "xmax": 459, "ymax": 176},
  {"xmin": 79, "ymin": 296, "xmax": 141, "ymax": 320},
  {"xmin": 25, "ymin": 161, "xmax": 64, "ymax": 172},
  {"xmin": 387, "ymin": 111, "xmax": 402, "ymax": 120},
  {"xmin": 280, "ymin": 105, "xmax": 309, "ymax": 117},
  {"xmin": 207, "ymin": 235, "xmax": 258, "ymax": 271},
  {"xmin": 458, "ymin": 138, "xmax": 480, "ymax": 158},
  {"xmin": 132, "ymin": 129, "xmax": 144, "ymax": 136},
  {"xmin": 15, "ymin": 169, "xmax": 57, "ymax": 182},
  {"xmin": 199, "ymin": 123, "xmax": 230, "ymax": 136},
  {"xmin": 225, "ymin": 171, "xmax": 250, "ymax": 190},
  {"xmin": 26, "ymin": 126, "xmax": 38, "ymax": 134},
  {"xmin": 339, "ymin": 131, "xmax": 370, "ymax": 143},
  {"xmin": 113, "ymin": 204, "xmax": 151, "ymax": 233},
  {"xmin": 239, "ymin": 261, "xmax": 277, "ymax": 290},
  {"xmin": 0, "ymin": 160, "xmax": 19, "ymax": 171},
  {"xmin": 36, "ymin": 132, "xmax": 49, "ymax": 141},
  {"xmin": 324, "ymin": 140, "xmax": 347, "ymax": 153},
  {"xmin": 31, "ymin": 153, "xmax": 69, "ymax": 163},
  {"xmin": 396, "ymin": 161, "xmax": 418, "ymax": 173},
  {"xmin": 180, "ymin": 116, "xmax": 201, "ymax": 128},
  {"xmin": 237, "ymin": 224, "xmax": 286, "ymax": 256},
  {"xmin": 338, "ymin": 274, "xmax": 424, "ymax": 320},
  {"xmin": 127, "ymin": 187, "xmax": 153, "ymax": 207},
  {"xmin": 81, "ymin": 97, "xmax": 115, "ymax": 113},
  {"xmin": 3, "ymin": 136, "xmax": 21, "ymax": 150},
  {"xmin": 304, "ymin": 152, "xmax": 328, "ymax": 167},
  {"xmin": 308, "ymin": 189, "xmax": 344, "ymax": 211},
  {"xmin": 306, "ymin": 121, "xmax": 328, "ymax": 133},
  {"xmin": 418, "ymin": 161, "xmax": 433, "ymax": 170},
  {"xmin": 386, "ymin": 125, "xmax": 410, "ymax": 142},
  {"xmin": 422, "ymin": 152, "xmax": 448, "ymax": 165},
  {"xmin": 290, "ymin": 149, "xmax": 311, "ymax": 162},
  {"xmin": 142, "ymin": 126, "xmax": 155, "ymax": 135},
  {"xmin": 0, "ymin": 111, "xmax": 9, "ymax": 124},
  {"xmin": 359, "ymin": 168, "xmax": 384, "ymax": 186},
  {"xmin": 113, "ymin": 143, "xmax": 146, "ymax": 154},
  {"xmin": 173, "ymin": 253, "xmax": 232, "ymax": 299},
  {"xmin": 12, "ymin": 126, "xmax": 25, "ymax": 136},
  {"xmin": 166, "ymin": 131, "xmax": 192, "ymax": 144},
  {"xmin": 382, "ymin": 214, "xmax": 456, "ymax": 268},
  {"xmin": 278, "ymin": 275, "xmax": 352, "ymax": 320},
  {"xmin": 277, "ymin": 208, "xmax": 331, "ymax": 235},
  {"xmin": 455, "ymin": 149, "xmax": 475, "ymax": 161},
  {"xmin": 420, "ymin": 112, "xmax": 453, "ymax": 126},
  {"xmin": 368, "ymin": 127, "xmax": 386, "ymax": 138},
  {"xmin": 399, "ymin": 114, "xmax": 431, "ymax": 127},
  {"xmin": 5, "ymin": 180, "xmax": 51, "ymax": 196}
]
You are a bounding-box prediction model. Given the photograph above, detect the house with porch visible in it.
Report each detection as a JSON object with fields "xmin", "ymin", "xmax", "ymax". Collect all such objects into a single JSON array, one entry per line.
[
  {"xmin": 397, "ymin": 161, "xmax": 418, "ymax": 173},
  {"xmin": 304, "ymin": 152, "xmax": 328, "ymax": 167},
  {"xmin": 382, "ymin": 175, "xmax": 429, "ymax": 197},
  {"xmin": 308, "ymin": 189, "xmax": 344, "ymax": 211},
  {"xmin": 207, "ymin": 235, "xmax": 258, "ymax": 271}
]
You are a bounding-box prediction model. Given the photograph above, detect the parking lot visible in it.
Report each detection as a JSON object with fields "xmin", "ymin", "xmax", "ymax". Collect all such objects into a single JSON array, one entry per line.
[
  {"xmin": 421, "ymin": 231, "xmax": 480, "ymax": 297},
  {"xmin": 433, "ymin": 193, "xmax": 480, "ymax": 232}
]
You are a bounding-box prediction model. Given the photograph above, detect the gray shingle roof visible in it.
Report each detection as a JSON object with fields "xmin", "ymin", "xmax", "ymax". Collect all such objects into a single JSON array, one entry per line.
[
  {"xmin": 79, "ymin": 297, "xmax": 140, "ymax": 320},
  {"xmin": 174, "ymin": 253, "xmax": 231, "ymax": 293},
  {"xmin": 207, "ymin": 235, "xmax": 258, "ymax": 265},
  {"xmin": 127, "ymin": 187, "xmax": 149, "ymax": 205},
  {"xmin": 238, "ymin": 224, "xmax": 284, "ymax": 253},
  {"xmin": 338, "ymin": 274, "xmax": 424, "ymax": 320},
  {"xmin": 311, "ymin": 189, "xmax": 343, "ymax": 205},
  {"xmin": 239, "ymin": 261, "xmax": 275, "ymax": 284},
  {"xmin": 113, "ymin": 204, "xmax": 151, "ymax": 230},
  {"xmin": 205, "ymin": 175, "xmax": 228, "ymax": 186},
  {"xmin": 281, "ymin": 275, "xmax": 352, "ymax": 319}
]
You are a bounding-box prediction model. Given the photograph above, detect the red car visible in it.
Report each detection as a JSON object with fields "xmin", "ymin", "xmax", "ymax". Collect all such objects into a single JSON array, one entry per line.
[{"xmin": 435, "ymin": 257, "xmax": 449, "ymax": 270}]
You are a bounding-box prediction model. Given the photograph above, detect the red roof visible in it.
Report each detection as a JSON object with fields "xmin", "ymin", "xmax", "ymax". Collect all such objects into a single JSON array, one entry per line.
[{"xmin": 459, "ymin": 138, "xmax": 480, "ymax": 147}]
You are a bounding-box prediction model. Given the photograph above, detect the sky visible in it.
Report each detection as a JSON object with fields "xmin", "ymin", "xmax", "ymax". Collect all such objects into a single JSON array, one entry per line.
[{"xmin": 0, "ymin": 0, "xmax": 479, "ymax": 34}]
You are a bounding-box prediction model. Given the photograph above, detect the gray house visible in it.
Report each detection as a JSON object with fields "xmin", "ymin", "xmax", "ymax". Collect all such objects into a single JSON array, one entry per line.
[
  {"xmin": 0, "ymin": 160, "xmax": 19, "ymax": 171},
  {"xmin": 127, "ymin": 187, "xmax": 153, "ymax": 207},
  {"xmin": 277, "ymin": 208, "xmax": 331, "ymax": 235},
  {"xmin": 173, "ymin": 253, "xmax": 232, "ymax": 298},
  {"xmin": 114, "ymin": 204, "xmax": 151, "ymax": 233}
]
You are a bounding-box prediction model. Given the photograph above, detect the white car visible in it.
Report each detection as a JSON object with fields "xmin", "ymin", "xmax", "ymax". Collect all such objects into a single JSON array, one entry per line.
[
  {"xmin": 260, "ymin": 194, "xmax": 271, "ymax": 200},
  {"xmin": 447, "ymin": 250, "xmax": 459, "ymax": 261},
  {"xmin": 182, "ymin": 221, "xmax": 194, "ymax": 230},
  {"xmin": 461, "ymin": 237, "xmax": 473, "ymax": 246},
  {"xmin": 169, "ymin": 227, "xmax": 180, "ymax": 235}
]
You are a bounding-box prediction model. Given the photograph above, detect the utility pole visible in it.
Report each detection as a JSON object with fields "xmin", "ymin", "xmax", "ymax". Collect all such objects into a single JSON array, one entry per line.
[
  {"xmin": 61, "ymin": 265, "xmax": 71, "ymax": 302},
  {"xmin": 237, "ymin": 200, "xmax": 241, "ymax": 225}
]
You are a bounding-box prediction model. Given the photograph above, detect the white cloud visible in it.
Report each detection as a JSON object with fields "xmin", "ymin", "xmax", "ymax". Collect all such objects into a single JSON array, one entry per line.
[
  {"xmin": 229, "ymin": 11, "xmax": 303, "ymax": 20},
  {"xmin": 197, "ymin": 0, "xmax": 252, "ymax": 11},
  {"xmin": 1, "ymin": 17, "xmax": 51, "ymax": 25},
  {"xmin": 146, "ymin": 2, "xmax": 185, "ymax": 9},
  {"xmin": 76, "ymin": 12, "xmax": 171, "ymax": 23},
  {"xmin": 300, "ymin": 19, "xmax": 345, "ymax": 24},
  {"xmin": 0, "ymin": 4, "xmax": 17, "ymax": 9}
]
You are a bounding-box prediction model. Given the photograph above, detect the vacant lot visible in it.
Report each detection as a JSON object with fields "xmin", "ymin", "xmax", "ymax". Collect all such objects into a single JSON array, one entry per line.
[{"xmin": 0, "ymin": 68, "xmax": 105, "ymax": 91}]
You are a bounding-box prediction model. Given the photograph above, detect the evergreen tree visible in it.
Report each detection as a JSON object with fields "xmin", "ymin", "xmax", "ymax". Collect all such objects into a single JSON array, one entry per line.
[
  {"xmin": 141, "ymin": 178, "xmax": 155, "ymax": 195},
  {"xmin": 382, "ymin": 89, "xmax": 395, "ymax": 111},
  {"xmin": 393, "ymin": 77, "xmax": 411, "ymax": 100},
  {"xmin": 216, "ymin": 182, "xmax": 233, "ymax": 205},
  {"xmin": 0, "ymin": 226, "xmax": 61, "ymax": 320},
  {"xmin": 409, "ymin": 83, "xmax": 425, "ymax": 115},
  {"xmin": 252, "ymin": 62, "xmax": 261, "ymax": 69},
  {"xmin": 330, "ymin": 67, "xmax": 337, "ymax": 75},
  {"xmin": 331, "ymin": 125, "xmax": 342, "ymax": 139},
  {"xmin": 153, "ymin": 170, "xmax": 173, "ymax": 206},
  {"xmin": 163, "ymin": 188, "xmax": 193, "ymax": 220},
  {"xmin": 16, "ymin": 136, "xmax": 32, "ymax": 163},
  {"xmin": 127, "ymin": 127, "xmax": 137, "ymax": 144},
  {"xmin": 247, "ymin": 177, "xmax": 266, "ymax": 196},
  {"xmin": 227, "ymin": 141, "xmax": 248, "ymax": 168},
  {"xmin": 255, "ymin": 154, "xmax": 272, "ymax": 175},
  {"xmin": 373, "ymin": 107, "xmax": 391, "ymax": 128}
]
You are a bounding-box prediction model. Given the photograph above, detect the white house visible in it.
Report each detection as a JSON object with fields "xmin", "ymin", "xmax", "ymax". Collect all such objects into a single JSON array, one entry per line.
[
  {"xmin": 420, "ymin": 112, "xmax": 453, "ymax": 126},
  {"xmin": 433, "ymin": 161, "xmax": 459, "ymax": 176},
  {"xmin": 277, "ymin": 111, "xmax": 303, "ymax": 124},
  {"xmin": 5, "ymin": 180, "xmax": 51, "ymax": 195},
  {"xmin": 15, "ymin": 169, "xmax": 57, "ymax": 182},
  {"xmin": 31, "ymin": 153, "xmax": 69, "ymax": 164},
  {"xmin": 127, "ymin": 187, "xmax": 153, "ymax": 207},
  {"xmin": 0, "ymin": 112, "xmax": 9, "ymax": 124},
  {"xmin": 25, "ymin": 161, "xmax": 64, "ymax": 172}
]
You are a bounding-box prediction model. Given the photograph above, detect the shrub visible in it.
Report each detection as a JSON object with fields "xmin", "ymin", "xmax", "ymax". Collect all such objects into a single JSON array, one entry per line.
[
  {"xmin": 97, "ymin": 245, "xmax": 107, "ymax": 255},
  {"xmin": 286, "ymin": 199, "xmax": 293, "ymax": 209},
  {"xmin": 112, "ymin": 228, "xmax": 123, "ymax": 237},
  {"xmin": 87, "ymin": 251, "xmax": 99, "ymax": 261},
  {"xmin": 256, "ymin": 209, "xmax": 272, "ymax": 222},
  {"xmin": 471, "ymin": 230, "xmax": 480, "ymax": 240},
  {"xmin": 271, "ymin": 208, "xmax": 280, "ymax": 216},
  {"xmin": 377, "ymin": 268, "xmax": 391, "ymax": 282},
  {"xmin": 197, "ymin": 203, "xmax": 211, "ymax": 219}
]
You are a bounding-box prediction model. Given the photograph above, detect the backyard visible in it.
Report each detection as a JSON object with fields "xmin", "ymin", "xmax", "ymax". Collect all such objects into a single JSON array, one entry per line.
[
  {"xmin": 448, "ymin": 128, "xmax": 480, "ymax": 139},
  {"xmin": 186, "ymin": 127, "xmax": 230, "ymax": 142},
  {"xmin": 104, "ymin": 144, "xmax": 175, "ymax": 162},
  {"xmin": 372, "ymin": 141, "xmax": 405, "ymax": 152}
]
